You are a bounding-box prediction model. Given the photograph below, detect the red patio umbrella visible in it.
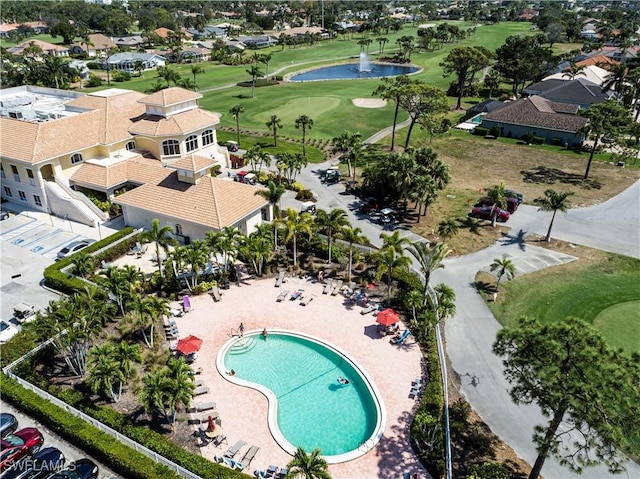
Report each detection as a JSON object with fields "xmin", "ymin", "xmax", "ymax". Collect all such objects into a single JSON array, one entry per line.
[
  {"xmin": 175, "ymin": 335, "xmax": 203, "ymax": 355},
  {"xmin": 207, "ymin": 415, "xmax": 216, "ymax": 432},
  {"xmin": 376, "ymin": 308, "xmax": 400, "ymax": 327}
]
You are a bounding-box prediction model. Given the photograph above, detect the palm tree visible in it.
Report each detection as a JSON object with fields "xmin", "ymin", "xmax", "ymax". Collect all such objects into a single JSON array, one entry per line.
[
  {"xmin": 140, "ymin": 219, "xmax": 177, "ymax": 279},
  {"xmin": 71, "ymin": 253, "xmax": 94, "ymax": 279},
  {"xmin": 338, "ymin": 226, "xmax": 367, "ymax": 282},
  {"xmin": 286, "ymin": 446, "xmax": 330, "ymax": 479},
  {"xmin": 255, "ymin": 181, "xmax": 286, "ymax": 219},
  {"xmin": 190, "ymin": 64, "xmax": 205, "ymax": 91},
  {"xmin": 133, "ymin": 59, "xmax": 145, "ymax": 77},
  {"xmin": 490, "ymin": 255, "xmax": 516, "ymax": 290},
  {"xmin": 86, "ymin": 345, "xmax": 123, "ymax": 402},
  {"xmin": 246, "ymin": 64, "xmax": 263, "ymax": 98},
  {"xmin": 230, "ymin": 104, "xmax": 244, "ymax": 146},
  {"xmin": 260, "ymin": 52, "xmax": 273, "ymax": 78},
  {"xmin": 483, "ymin": 70, "xmax": 501, "ymax": 98},
  {"xmin": 561, "ymin": 62, "xmax": 586, "ymax": 80},
  {"xmin": 183, "ymin": 241, "xmax": 208, "ymax": 288},
  {"xmin": 164, "ymin": 357, "xmax": 195, "ymax": 425},
  {"xmin": 434, "ymin": 283, "xmax": 456, "ymax": 320},
  {"xmin": 379, "ymin": 230, "xmax": 410, "ymax": 257},
  {"xmin": 295, "ymin": 115, "xmax": 314, "ymax": 156},
  {"xmin": 404, "ymin": 289, "xmax": 423, "ymax": 324},
  {"xmin": 485, "ymin": 183, "xmax": 507, "ymax": 227},
  {"xmin": 282, "ymin": 208, "xmax": 314, "ymax": 267},
  {"xmin": 241, "ymin": 232, "xmax": 272, "ymax": 276},
  {"xmin": 376, "ymin": 37, "xmax": 388, "ymax": 56},
  {"xmin": 266, "ymin": 114, "xmax": 283, "ymax": 146},
  {"xmin": 375, "ymin": 246, "xmax": 411, "ymax": 304},
  {"xmin": 98, "ymin": 266, "xmax": 128, "ymax": 316},
  {"xmin": 534, "ymin": 189, "xmax": 574, "ymax": 242},
  {"xmin": 437, "ymin": 219, "xmax": 459, "ymax": 241},
  {"xmin": 407, "ymin": 241, "xmax": 451, "ymax": 307},
  {"xmin": 138, "ymin": 369, "xmax": 171, "ymax": 423},
  {"xmin": 129, "ymin": 294, "xmax": 155, "ymax": 348},
  {"xmin": 315, "ymin": 209, "xmax": 349, "ymax": 264}
]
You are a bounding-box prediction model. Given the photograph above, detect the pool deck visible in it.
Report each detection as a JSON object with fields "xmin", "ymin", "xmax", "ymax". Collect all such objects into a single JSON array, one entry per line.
[{"xmin": 171, "ymin": 274, "xmax": 428, "ymax": 479}]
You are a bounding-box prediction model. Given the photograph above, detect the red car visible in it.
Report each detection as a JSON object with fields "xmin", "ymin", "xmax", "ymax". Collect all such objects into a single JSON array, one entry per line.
[
  {"xmin": 475, "ymin": 196, "xmax": 520, "ymax": 213},
  {"xmin": 469, "ymin": 206, "xmax": 510, "ymax": 222},
  {"xmin": 0, "ymin": 428, "xmax": 44, "ymax": 472}
]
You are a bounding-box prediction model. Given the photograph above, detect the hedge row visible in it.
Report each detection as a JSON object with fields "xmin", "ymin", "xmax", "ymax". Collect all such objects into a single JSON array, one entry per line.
[
  {"xmin": 2, "ymin": 374, "xmax": 250, "ymax": 479},
  {"xmin": 43, "ymin": 227, "xmax": 137, "ymax": 295}
]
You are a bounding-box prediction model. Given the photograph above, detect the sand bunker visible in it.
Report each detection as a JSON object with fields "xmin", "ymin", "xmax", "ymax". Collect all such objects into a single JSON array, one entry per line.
[{"xmin": 352, "ymin": 98, "xmax": 387, "ymax": 108}]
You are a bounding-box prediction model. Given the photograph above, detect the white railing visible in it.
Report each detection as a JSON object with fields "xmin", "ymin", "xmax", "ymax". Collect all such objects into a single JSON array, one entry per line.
[{"xmin": 54, "ymin": 177, "xmax": 108, "ymax": 221}]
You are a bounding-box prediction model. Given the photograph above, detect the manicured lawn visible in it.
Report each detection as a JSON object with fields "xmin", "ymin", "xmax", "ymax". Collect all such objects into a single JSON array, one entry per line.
[{"xmin": 488, "ymin": 252, "xmax": 640, "ymax": 354}]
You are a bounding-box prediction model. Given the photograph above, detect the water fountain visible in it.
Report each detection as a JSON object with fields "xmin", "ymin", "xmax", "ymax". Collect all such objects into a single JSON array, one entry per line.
[{"xmin": 358, "ymin": 52, "xmax": 372, "ymax": 73}]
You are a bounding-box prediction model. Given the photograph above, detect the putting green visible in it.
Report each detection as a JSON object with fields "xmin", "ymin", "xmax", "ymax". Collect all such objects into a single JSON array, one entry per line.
[
  {"xmin": 253, "ymin": 96, "xmax": 341, "ymax": 125},
  {"xmin": 592, "ymin": 301, "xmax": 640, "ymax": 353}
]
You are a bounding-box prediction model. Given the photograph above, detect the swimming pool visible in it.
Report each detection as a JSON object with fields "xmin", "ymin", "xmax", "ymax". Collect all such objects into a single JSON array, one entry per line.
[{"xmin": 217, "ymin": 331, "xmax": 385, "ymax": 463}]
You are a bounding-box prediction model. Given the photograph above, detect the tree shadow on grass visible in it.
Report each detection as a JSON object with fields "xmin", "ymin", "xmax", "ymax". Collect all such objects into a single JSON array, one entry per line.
[
  {"xmin": 474, "ymin": 280, "xmax": 497, "ymax": 294},
  {"xmin": 233, "ymin": 94, "xmax": 251, "ymax": 99},
  {"xmin": 521, "ymin": 166, "xmax": 602, "ymax": 189}
]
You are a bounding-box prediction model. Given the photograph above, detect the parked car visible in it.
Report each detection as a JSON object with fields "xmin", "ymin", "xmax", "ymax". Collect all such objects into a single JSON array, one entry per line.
[
  {"xmin": 475, "ymin": 196, "xmax": 519, "ymax": 213},
  {"xmin": 55, "ymin": 240, "xmax": 95, "ymax": 261},
  {"xmin": 0, "ymin": 210, "xmax": 8, "ymax": 221},
  {"xmin": 0, "ymin": 321, "xmax": 18, "ymax": 345},
  {"xmin": 0, "ymin": 415, "xmax": 18, "ymax": 439},
  {"xmin": 359, "ymin": 197, "xmax": 380, "ymax": 214},
  {"xmin": 225, "ymin": 140, "xmax": 239, "ymax": 152},
  {"xmin": 0, "ymin": 428, "xmax": 44, "ymax": 472},
  {"xmin": 504, "ymin": 189, "xmax": 524, "ymax": 204},
  {"xmin": 47, "ymin": 458, "xmax": 98, "ymax": 479},
  {"xmin": 469, "ymin": 206, "xmax": 510, "ymax": 222},
  {"xmin": 1, "ymin": 447, "xmax": 65, "ymax": 479},
  {"xmin": 323, "ymin": 168, "xmax": 341, "ymax": 184}
]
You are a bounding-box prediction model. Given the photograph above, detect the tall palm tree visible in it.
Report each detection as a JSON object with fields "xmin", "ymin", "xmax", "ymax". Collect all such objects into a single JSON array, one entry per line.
[
  {"xmin": 164, "ymin": 357, "xmax": 195, "ymax": 425},
  {"xmin": 375, "ymin": 246, "xmax": 411, "ymax": 304},
  {"xmin": 138, "ymin": 369, "xmax": 171, "ymax": 423},
  {"xmin": 133, "ymin": 59, "xmax": 145, "ymax": 77},
  {"xmin": 434, "ymin": 283, "xmax": 456, "ymax": 320},
  {"xmin": 183, "ymin": 240, "xmax": 208, "ymax": 288},
  {"xmin": 534, "ymin": 189, "xmax": 574, "ymax": 242},
  {"xmin": 295, "ymin": 115, "xmax": 314, "ymax": 156},
  {"xmin": 282, "ymin": 208, "xmax": 314, "ymax": 267},
  {"xmin": 437, "ymin": 219, "xmax": 459, "ymax": 241},
  {"xmin": 230, "ymin": 104, "xmax": 244, "ymax": 145},
  {"xmin": 240, "ymin": 233, "xmax": 272, "ymax": 276},
  {"xmin": 407, "ymin": 241, "xmax": 451, "ymax": 307},
  {"xmin": 404, "ymin": 289, "xmax": 423, "ymax": 324},
  {"xmin": 338, "ymin": 226, "xmax": 367, "ymax": 282},
  {"xmin": 286, "ymin": 446, "xmax": 330, "ymax": 479},
  {"xmin": 266, "ymin": 114, "xmax": 283, "ymax": 146},
  {"xmin": 141, "ymin": 219, "xmax": 177, "ymax": 279},
  {"xmin": 380, "ymin": 230, "xmax": 410, "ymax": 257},
  {"xmin": 98, "ymin": 266, "xmax": 129, "ymax": 316},
  {"xmin": 190, "ymin": 64, "xmax": 205, "ymax": 91},
  {"xmin": 246, "ymin": 64, "xmax": 263, "ymax": 98},
  {"xmin": 86, "ymin": 346, "xmax": 123, "ymax": 402},
  {"xmin": 490, "ymin": 255, "xmax": 516, "ymax": 290},
  {"xmin": 315, "ymin": 209, "xmax": 349, "ymax": 264},
  {"xmin": 260, "ymin": 52, "xmax": 273, "ymax": 78},
  {"xmin": 485, "ymin": 183, "xmax": 507, "ymax": 227},
  {"xmin": 255, "ymin": 181, "xmax": 286, "ymax": 219},
  {"xmin": 128, "ymin": 294, "xmax": 155, "ymax": 348}
]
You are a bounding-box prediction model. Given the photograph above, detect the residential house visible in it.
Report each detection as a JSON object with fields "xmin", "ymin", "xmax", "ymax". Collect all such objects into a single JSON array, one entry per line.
[
  {"xmin": 0, "ymin": 86, "xmax": 254, "ymax": 238},
  {"xmin": 575, "ymin": 54, "xmax": 620, "ymax": 69},
  {"xmin": 542, "ymin": 65, "xmax": 611, "ymax": 88},
  {"xmin": 0, "ymin": 22, "xmax": 48, "ymax": 38},
  {"xmin": 155, "ymin": 47, "xmax": 208, "ymax": 64},
  {"xmin": 481, "ymin": 96, "xmax": 587, "ymax": 146},
  {"xmin": 70, "ymin": 33, "xmax": 117, "ymax": 57},
  {"xmin": 524, "ymin": 78, "xmax": 610, "ymax": 108},
  {"xmin": 112, "ymin": 35, "xmax": 145, "ymax": 49},
  {"xmin": 239, "ymin": 35, "xmax": 278, "ymax": 49},
  {"xmin": 187, "ymin": 26, "xmax": 227, "ymax": 40},
  {"xmin": 7, "ymin": 40, "xmax": 69, "ymax": 57},
  {"xmin": 464, "ymin": 99, "xmax": 505, "ymax": 120},
  {"xmin": 104, "ymin": 52, "xmax": 166, "ymax": 72}
]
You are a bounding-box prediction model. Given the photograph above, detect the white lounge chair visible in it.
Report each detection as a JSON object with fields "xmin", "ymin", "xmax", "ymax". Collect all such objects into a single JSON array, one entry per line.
[
  {"xmin": 224, "ymin": 439, "xmax": 247, "ymax": 458},
  {"xmin": 331, "ymin": 280, "xmax": 343, "ymax": 296},
  {"xmin": 194, "ymin": 386, "xmax": 210, "ymax": 396},
  {"xmin": 276, "ymin": 289, "xmax": 289, "ymax": 302},
  {"xmin": 236, "ymin": 445, "xmax": 260, "ymax": 470},
  {"xmin": 322, "ymin": 278, "xmax": 333, "ymax": 294},
  {"xmin": 275, "ymin": 271, "xmax": 285, "ymax": 287}
]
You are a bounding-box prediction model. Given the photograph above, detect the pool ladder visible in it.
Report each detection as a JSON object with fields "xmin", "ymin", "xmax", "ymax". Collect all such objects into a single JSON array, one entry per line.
[
  {"xmin": 358, "ymin": 438, "xmax": 375, "ymax": 452},
  {"xmin": 228, "ymin": 335, "xmax": 258, "ymax": 355}
]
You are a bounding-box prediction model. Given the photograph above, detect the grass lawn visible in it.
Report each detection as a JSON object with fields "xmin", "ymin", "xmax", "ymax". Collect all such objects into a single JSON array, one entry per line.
[{"xmin": 485, "ymin": 248, "xmax": 640, "ymax": 354}]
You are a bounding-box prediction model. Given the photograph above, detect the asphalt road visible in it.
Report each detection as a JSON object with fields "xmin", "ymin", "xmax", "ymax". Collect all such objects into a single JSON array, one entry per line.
[{"xmin": 1, "ymin": 400, "xmax": 120, "ymax": 479}]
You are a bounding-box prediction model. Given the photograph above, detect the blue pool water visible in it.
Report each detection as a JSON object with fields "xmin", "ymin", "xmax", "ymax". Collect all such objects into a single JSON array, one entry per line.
[
  {"xmin": 289, "ymin": 63, "xmax": 419, "ymax": 82},
  {"xmin": 223, "ymin": 333, "xmax": 378, "ymax": 457}
]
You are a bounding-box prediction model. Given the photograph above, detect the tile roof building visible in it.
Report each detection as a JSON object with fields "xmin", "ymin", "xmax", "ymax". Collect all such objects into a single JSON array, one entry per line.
[
  {"xmin": 7, "ymin": 39, "xmax": 69, "ymax": 57},
  {"xmin": 524, "ymin": 78, "xmax": 611, "ymax": 108},
  {"xmin": 0, "ymin": 86, "xmax": 269, "ymax": 240}
]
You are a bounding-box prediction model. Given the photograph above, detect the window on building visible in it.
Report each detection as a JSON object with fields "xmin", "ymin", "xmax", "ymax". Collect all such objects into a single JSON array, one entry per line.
[
  {"xmin": 71, "ymin": 153, "xmax": 83, "ymax": 164},
  {"xmin": 261, "ymin": 208, "xmax": 268, "ymax": 220},
  {"xmin": 162, "ymin": 139, "xmax": 180, "ymax": 156},
  {"xmin": 125, "ymin": 141, "xmax": 136, "ymax": 151},
  {"xmin": 4, "ymin": 186, "xmax": 12, "ymax": 197},
  {"xmin": 186, "ymin": 135, "xmax": 198, "ymax": 152},
  {"xmin": 175, "ymin": 224, "xmax": 183, "ymax": 235},
  {"xmin": 33, "ymin": 195, "xmax": 42, "ymax": 206},
  {"xmin": 26, "ymin": 169, "xmax": 35, "ymax": 186},
  {"xmin": 11, "ymin": 165, "xmax": 20, "ymax": 182},
  {"xmin": 0, "ymin": 164, "xmax": 5, "ymax": 179},
  {"xmin": 18, "ymin": 191, "xmax": 26, "ymax": 202},
  {"xmin": 202, "ymin": 129, "xmax": 214, "ymax": 146}
]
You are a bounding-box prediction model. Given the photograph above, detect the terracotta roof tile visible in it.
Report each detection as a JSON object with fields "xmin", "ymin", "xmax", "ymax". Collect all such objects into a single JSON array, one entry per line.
[
  {"xmin": 138, "ymin": 87, "xmax": 202, "ymax": 107},
  {"xmin": 169, "ymin": 154, "xmax": 216, "ymax": 172},
  {"xmin": 70, "ymin": 155, "xmax": 167, "ymax": 189},
  {"xmin": 129, "ymin": 109, "xmax": 220, "ymax": 136},
  {"xmin": 7, "ymin": 39, "xmax": 69, "ymax": 54},
  {"xmin": 114, "ymin": 174, "xmax": 268, "ymax": 230}
]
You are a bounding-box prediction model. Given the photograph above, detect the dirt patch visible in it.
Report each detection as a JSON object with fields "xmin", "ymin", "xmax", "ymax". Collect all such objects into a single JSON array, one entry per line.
[{"xmin": 352, "ymin": 98, "xmax": 387, "ymax": 108}]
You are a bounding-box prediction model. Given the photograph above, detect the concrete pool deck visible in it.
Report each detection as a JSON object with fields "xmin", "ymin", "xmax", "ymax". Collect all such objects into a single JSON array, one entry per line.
[{"xmin": 170, "ymin": 274, "xmax": 428, "ymax": 478}]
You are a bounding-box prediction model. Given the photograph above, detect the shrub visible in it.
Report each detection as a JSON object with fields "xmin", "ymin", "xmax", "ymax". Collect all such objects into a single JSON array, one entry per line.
[
  {"xmin": 488, "ymin": 126, "xmax": 501, "ymax": 138},
  {"xmin": 472, "ymin": 127, "xmax": 489, "ymax": 137},
  {"xmin": 551, "ymin": 137, "xmax": 563, "ymax": 146},
  {"xmin": 532, "ymin": 136, "xmax": 545, "ymax": 145},
  {"xmin": 520, "ymin": 132, "xmax": 535, "ymax": 144},
  {"xmin": 86, "ymin": 62, "xmax": 102, "ymax": 70},
  {"xmin": 210, "ymin": 165, "xmax": 221, "ymax": 176},
  {"xmin": 295, "ymin": 189, "xmax": 315, "ymax": 201},
  {"xmin": 192, "ymin": 280, "xmax": 217, "ymax": 295},
  {"xmin": 86, "ymin": 74, "xmax": 103, "ymax": 87},
  {"xmin": 289, "ymin": 181, "xmax": 305, "ymax": 193},
  {"xmin": 112, "ymin": 71, "xmax": 131, "ymax": 82},
  {"xmin": 468, "ymin": 461, "xmax": 511, "ymax": 479}
]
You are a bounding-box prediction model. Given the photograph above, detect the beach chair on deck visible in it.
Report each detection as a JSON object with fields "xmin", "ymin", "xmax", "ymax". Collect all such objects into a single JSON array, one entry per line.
[
  {"xmin": 194, "ymin": 386, "xmax": 210, "ymax": 396},
  {"xmin": 391, "ymin": 330, "xmax": 411, "ymax": 345},
  {"xmin": 193, "ymin": 401, "xmax": 216, "ymax": 413},
  {"xmin": 322, "ymin": 278, "xmax": 333, "ymax": 294},
  {"xmin": 360, "ymin": 302, "xmax": 378, "ymax": 315},
  {"xmin": 224, "ymin": 439, "xmax": 247, "ymax": 458},
  {"xmin": 278, "ymin": 467, "xmax": 288, "ymax": 478},
  {"xmin": 275, "ymin": 271, "xmax": 285, "ymax": 287},
  {"xmin": 236, "ymin": 445, "xmax": 260, "ymax": 470},
  {"xmin": 212, "ymin": 434, "xmax": 228, "ymax": 448},
  {"xmin": 300, "ymin": 294, "xmax": 316, "ymax": 306},
  {"xmin": 210, "ymin": 285, "xmax": 222, "ymax": 302},
  {"xmin": 331, "ymin": 280, "xmax": 343, "ymax": 296},
  {"xmin": 182, "ymin": 295, "xmax": 192, "ymax": 312},
  {"xmin": 276, "ymin": 289, "xmax": 289, "ymax": 302}
]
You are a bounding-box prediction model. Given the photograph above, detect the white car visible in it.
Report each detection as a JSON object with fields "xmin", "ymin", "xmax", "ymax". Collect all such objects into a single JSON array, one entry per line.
[
  {"xmin": 55, "ymin": 239, "xmax": 95, "ymax": 260},
  {"xmin": 0, "ymin": 320, "xmax": 18, "ymax": 344}
]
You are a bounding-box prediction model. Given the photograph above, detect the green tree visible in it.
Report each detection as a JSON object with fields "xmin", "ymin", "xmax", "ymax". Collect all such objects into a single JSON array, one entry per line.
[
  {"xmin": 437, "ymin": 219, "xmax": 459, "ymax": 242},
  {"xmin": 98, "ymin": 266, "xmax": 129, "ymax": 316},
  {"xmin": 286, "ymin": 446, "xmax": 331, "ymax": 479},
  {"xmin": 372, "ymin": 75, "xmax": 414, "ymax": 151},
  {"xmin": 255, "ymin": 180, "xmax": 286, "ymax": 219},
  {"xmin": 282, "ymin": 208, "xmax": 314, "ymax": 267},
  {"xmin": 440, "ymin": 46, "xmax": 492, "ymax": 109},
  {"xmin": 230, "ymin": 104, "xmax": 244, "ymax": 146},
  {"xmin": 86, "ymin": 343, "xmax": 123, "ymax": 402},
  {"xmin": 407, "ymin": 242, "xmax": 451, "ymax": 307},
  {"xmin": 266, "ymin": 114, "xmax": 283, "ymax": 146},
  {"xmin": 375, "ymin": 246, "xmax": 411, "ymax": 304},
  {"xmin": 260, "ymin": 53, "xmax": 272, "ymax": 78},
  {"xmin": 133, "ymin": 59, "xmax": 145, "ymax": 77},
  {"xmin": 71, "ymin": 253, "xmax": 94, "ymax": 279},
  {"xmin": 404, "ymin": 289, "xmax": 424, "ymax": 324},
  {"xmin": 190, "ymin": 64, "xmax": 205, "ymax": 91},
  {"xmin": 315, "ymin": 209, "xmax": 349, "ymax": 264},
  {"xmin": 579, "ymin": 100, "xmax": 632, "ymax": 179},
  {"xmin": 337, "ymin": 226, "xmax": 367, "ymax": 282},
  {"xmin": 295, "ymin": 115, "xmax": 314, "ymax": 156},
  {"xmin": 534, "ymin": 189, "xmax": 574, "ymax": 242},
  {"xmin": 485, "ymin": 183, "xmax": 507, "ymax": 227},
  {"xmin": 379, "ymin": 230, "xmax": 410, "ymax": 257},
  {"xmin": 397, "ymin": 82, "xmax": 450, "ymax": 148},
  {"xmin": 246, "ymin": 64, "xmax": 263, "ymax": 98},
  {"xmin": 493, "ymin": 317, "xmax": 640, "ymax": 479},
  {"xmin": 50, "ymin": 21, "xmax": 76, "ymax": 44},
  {"xmin": 483, "ymin": 70, "xmax": 502, "ymax": 99},
  {"xmin": 140, "ymin": 218, "xmax": 177, "ymax": 279},
  {"xmin": 489, "ymin": 255, "xmax": 516, "ymax": 290}
]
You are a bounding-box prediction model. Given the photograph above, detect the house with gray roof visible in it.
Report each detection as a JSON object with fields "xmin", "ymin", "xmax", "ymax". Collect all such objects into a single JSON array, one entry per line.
[
  {"xmin": 481, "ymin": 96, "xmax": 587, "ymax": 147},
  {"xmin": 524, "ymin": 78, "xmax": 611, "ymax": 108},
  {"xmin": 104, "ymin": 52, "xmax": 166, "ymax": 73}
]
